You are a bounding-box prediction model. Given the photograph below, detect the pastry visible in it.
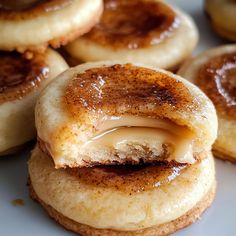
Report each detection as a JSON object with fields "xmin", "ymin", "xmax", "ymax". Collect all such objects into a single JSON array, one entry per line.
[
  {"xmin": 178, "ymin": 44, "xmax": 236, "ymax": 162},
  {"xmin": 35, "ymin": 61, "xmax": 217, "ymax": 168},
  {"xmin": 205, "ymin": 0, "xmax": 236, "ymax": 42},
  {"xmin": 65, "ymin": 0, "xmax": 198, "ymax": 70},
  {"xmin": 0, "ymin": 0, "xmax": 103, "ymax": 53},
  {"xmin": 0, "ymin": 49, "xmax": 68, "ymax": 155},
  {"xmin": 28, "ymin": 146, "xmax": 216, "ymax": 236}
]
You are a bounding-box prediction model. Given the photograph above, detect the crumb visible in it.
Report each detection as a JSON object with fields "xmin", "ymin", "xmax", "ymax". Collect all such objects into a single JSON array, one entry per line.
[{"xmin": 11, "ymin": 199, "xmax": 24, "ymax": 206}]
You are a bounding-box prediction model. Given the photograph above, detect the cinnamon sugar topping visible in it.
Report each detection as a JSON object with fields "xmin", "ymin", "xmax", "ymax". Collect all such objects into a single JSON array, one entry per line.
[
  {"xmin": 0, "ymin": 51, "xmax": 49, "ymax": 104},
  {"xmin": 84, "ymin": 0, "xmax": 179, "ymax": 49},
  {"xmin": 64, "ymin": 64, "xmax": 195, "ymax": 119},
  {"xmin": 68, "ymin": 162, "xmax": 187, "ymax": 193},
  {"xmin": 198, "ymin": 52, "xmax": 236, "ymax": 119}
]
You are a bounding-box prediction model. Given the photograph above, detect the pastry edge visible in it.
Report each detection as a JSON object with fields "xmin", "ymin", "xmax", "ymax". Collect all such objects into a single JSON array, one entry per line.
[{"xmin": 29, "ymin": 180, "xmax": 216, "ymax": 236}]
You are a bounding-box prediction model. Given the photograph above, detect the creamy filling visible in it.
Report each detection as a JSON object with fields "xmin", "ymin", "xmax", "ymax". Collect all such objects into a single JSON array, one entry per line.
[{"xmin": 83, "ymin": 116, "xmax": 195, "ymax": 164}]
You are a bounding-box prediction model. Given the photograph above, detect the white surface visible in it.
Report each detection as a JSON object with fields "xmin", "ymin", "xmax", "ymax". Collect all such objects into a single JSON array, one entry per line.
[{"xmin": 0, "ymin": 0, "xmax": 235, "ymax": 235}]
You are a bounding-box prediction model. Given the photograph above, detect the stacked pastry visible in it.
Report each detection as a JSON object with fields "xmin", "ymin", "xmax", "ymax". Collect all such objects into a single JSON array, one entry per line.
[
  {"xmin": 29, "ymin": 62, "xmax": 218, "ymax": 235},
  {"xmin": 0, "ymin": 0, "xmax": 103, "ymax": 155},
  {"xmin": 65, "ymin": 0, "xmax": 199, "ymax": 70}
]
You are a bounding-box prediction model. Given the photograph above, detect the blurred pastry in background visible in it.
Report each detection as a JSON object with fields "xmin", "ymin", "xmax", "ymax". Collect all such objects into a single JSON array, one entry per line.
[
  {"xmin": 205, "ymin": 0, "xmax": 236, "ymax": 42},
  {"xmin": 0, "ymin": 49, "xmax": 68, "ymax": 155},
  {"xmin": 65, "ymin": 0, "xmax": 198, "ymax": 71},
  {"xmin": 0, "ymin": 0, "xmax": 103, "ymax": 53},
  {"xmin": 178, "ymin": 44, "xmax": 236, "ymax": 163},
  {"xmin": 35, "ymin": 61, "xmax": 217, "ymax": 168}
]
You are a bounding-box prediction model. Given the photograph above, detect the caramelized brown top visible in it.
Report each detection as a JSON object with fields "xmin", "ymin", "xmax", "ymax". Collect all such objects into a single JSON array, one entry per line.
[
  {"xmin": 0, "ymin": 0, "xmax": 72, "ymax": 20},
  {"xmin": 68, "ymin": 162, "xmax": 188, "ymax": 193},
  {"xmin": 197, "ymin": 52, "xmax": 236, "ymax": 119},
  {"xmin": 84, "ymin": 0, "xmax": 179, "ymax": 49},
  {"xmin": 0, "ymin": 51, "xmax": 49, "ymax": 104},
  {"xmin": 64, "ymin": 64, "xmax": 196, "ymax": 119}
]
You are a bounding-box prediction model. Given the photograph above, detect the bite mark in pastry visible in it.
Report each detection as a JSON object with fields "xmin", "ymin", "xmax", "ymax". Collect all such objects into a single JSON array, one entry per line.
[
  {"xmin": 178, "ymin": 44, "xmax": 236, "ymax": 162},
  {"xmin": 28, "ymin": 146, "xmax": 216, "ymax": 235},
  {"xmin": 0, "ymin": 0, "xmax": 103, "ymax": 52},
  {"xmin": 65, "ymin": 0, "xmax": 198, "ymax": 70},
  {"xmin": 35, "ymin": 62, "xmax": 217, "ymax": 168},
  {"xmin": 0, "ymin": 49, "xmax": 68, "ymax": 155}
]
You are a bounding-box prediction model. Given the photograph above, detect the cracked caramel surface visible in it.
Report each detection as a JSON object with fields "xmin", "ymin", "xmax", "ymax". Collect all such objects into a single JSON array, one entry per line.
[
  {"xmin": 197, "ymin": 52, "xmax": 236, "ymax": 119},
  {"xmin": 0, "ymin": 0, "xmax": 72, "ymax": 20},
  {"xmin": 0, "ymin": 51, "xmax": 49, "ymax": 104},
  {"xmin": 83, "ymin": 0, "xmax": 179, "ymax": 49}
]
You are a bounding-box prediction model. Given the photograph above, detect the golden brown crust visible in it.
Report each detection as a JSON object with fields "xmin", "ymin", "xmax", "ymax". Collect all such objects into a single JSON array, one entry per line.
[
  {"xmin": 64, "ymin": 64, "xmax": 198, "ymax": 119},
  {"xmin": 29, "ymin": 180, "xmax": 216, "ymax": 236},
  {"xmin": 0, "ymin": 51, "xmax": 49, "ymax": 104},
  {"xmin": 67, "ymin": 162, "xmax": 188, "ymax": 193},
  {"xmin": 197, "ymin": 52, "xmax": 236, "ymax": 119},
  {"xmin": 83, "ymin": 0, "xmax": 179, "ymax": 49}
]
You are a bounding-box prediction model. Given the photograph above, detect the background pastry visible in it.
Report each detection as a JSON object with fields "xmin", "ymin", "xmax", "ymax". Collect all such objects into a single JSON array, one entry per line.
[
  {"xmin": 178, "ymin": 44, "xmax": 236, "ymax": 162},
  {"xmin": 65, "ymin": 0, "xmax": 198, "ymax": 70},
  {"xmin": 205, "ymin": 0, "xmax": 236, "ymax": 42},
  {"xmin": 36, "ymin": 61, "xmax": 217, "ymax": 168},
  {"xmin": 28, "ymin": 146, "xmax": 216, "ymax": 236},
  {"xmin": 0, "ymin": 49, "xmax": 68, "ymax": 155},
  {"xmin": 0, "ymin": 0, "xmax": 103, "ymax": 52}
]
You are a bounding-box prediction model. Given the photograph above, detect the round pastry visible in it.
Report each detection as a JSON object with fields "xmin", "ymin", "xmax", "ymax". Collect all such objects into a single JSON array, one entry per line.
[
  {"xmin": 178, "ymin": 44, "xmax": 236, "ymax": 162},
  {"xmin": 35, "ymin": 61, "xmax": 217, "ymax": 168},
  {"xmin": 65, "ymin": 0, "xmax": 198, "ymax": 70},
  {"xmin": 0, "ymin": 0, "xmax": 103, "ymax": 52},
  {"xmin": 205, "ymin": 0, "xmax": 236, "ymax": 42},
  {"xmin": 28, "ymin": 146, "xmax": 216, "ymax": 236},
  {"xmin": 0, "ymin": 48, "xmax": 68, "ymax": 155}
]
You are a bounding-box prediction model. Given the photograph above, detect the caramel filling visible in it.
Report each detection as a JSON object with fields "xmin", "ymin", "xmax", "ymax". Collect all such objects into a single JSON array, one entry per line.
[
  {"xmin": 68, "ymin": 161, "xmax": 187, "ymax": 194},
  {"xmin": 83, "ymin": 116, "xmax": 194, "ymax": 164},
  {"xmin": 198, "ymin": 52, "xmax": 236, "ymax": 119},
  {"xmin": 0, "ymin": 0, "xmax": 72, "ymax": 20},
  {"xmin": 0, "ymin": 51, "xmax": 49, "ymax": 104},
  {"xmin": 84, "ymin": 0, "xmax": 179, "ymax": 49}
]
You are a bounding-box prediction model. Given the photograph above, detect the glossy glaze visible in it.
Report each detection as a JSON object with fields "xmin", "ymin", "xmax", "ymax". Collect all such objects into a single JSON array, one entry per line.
[
  {"xmin": 64, "ymin": 64, "xmax": 196, "ymax": 119},
  {"xmin": 84, "ymin": 0, "xmax": 179, "ymax": 49},
  {"xmin": 0, "ymin": 51, "xmax": 49, "ymax": 103},
  {"xmin": 68, "ymin": 162, "xmax": 188, "ymax": 193},
  {"xmin": 198, "ymin": 52, "xmax": 236, "ymax": 118}
]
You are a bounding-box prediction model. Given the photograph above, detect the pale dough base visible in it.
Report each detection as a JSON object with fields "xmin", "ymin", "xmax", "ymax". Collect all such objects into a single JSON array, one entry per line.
[{"xmin": 29, "ymin": 181, "xmax": 216, "ymax": 236}]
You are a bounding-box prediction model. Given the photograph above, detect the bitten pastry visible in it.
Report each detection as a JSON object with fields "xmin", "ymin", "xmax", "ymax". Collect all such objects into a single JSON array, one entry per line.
[
  {"xmin": 205, "ymin": 0, "xmax": 236, "ymax": 42},
  {"xmin": 178, "ymin": 44, "xmax": 236, "ymax": 162},
  {"xmin": 36, "ymin": 61, "xmax": 217, "ymax": 168},
  {"xmin": 0, "ymin": 0, "xmax": 103, "ymax": 52},
  {"xmin": 28, "ymin": 146, "xmax": 216, "ymax": 236},
  {"xmin": 0, "ymin": 49, "xmax": 68, "ymax": 155},
  {"xmin": 65, "ymin": 0, "xmax": 198, "ymax": 70}
]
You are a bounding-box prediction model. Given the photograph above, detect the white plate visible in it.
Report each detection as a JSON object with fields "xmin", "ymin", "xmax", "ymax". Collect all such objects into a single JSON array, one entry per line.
[{"xmin": 0, "ymin": 0, "xmax": 235, "ymax": 235}]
